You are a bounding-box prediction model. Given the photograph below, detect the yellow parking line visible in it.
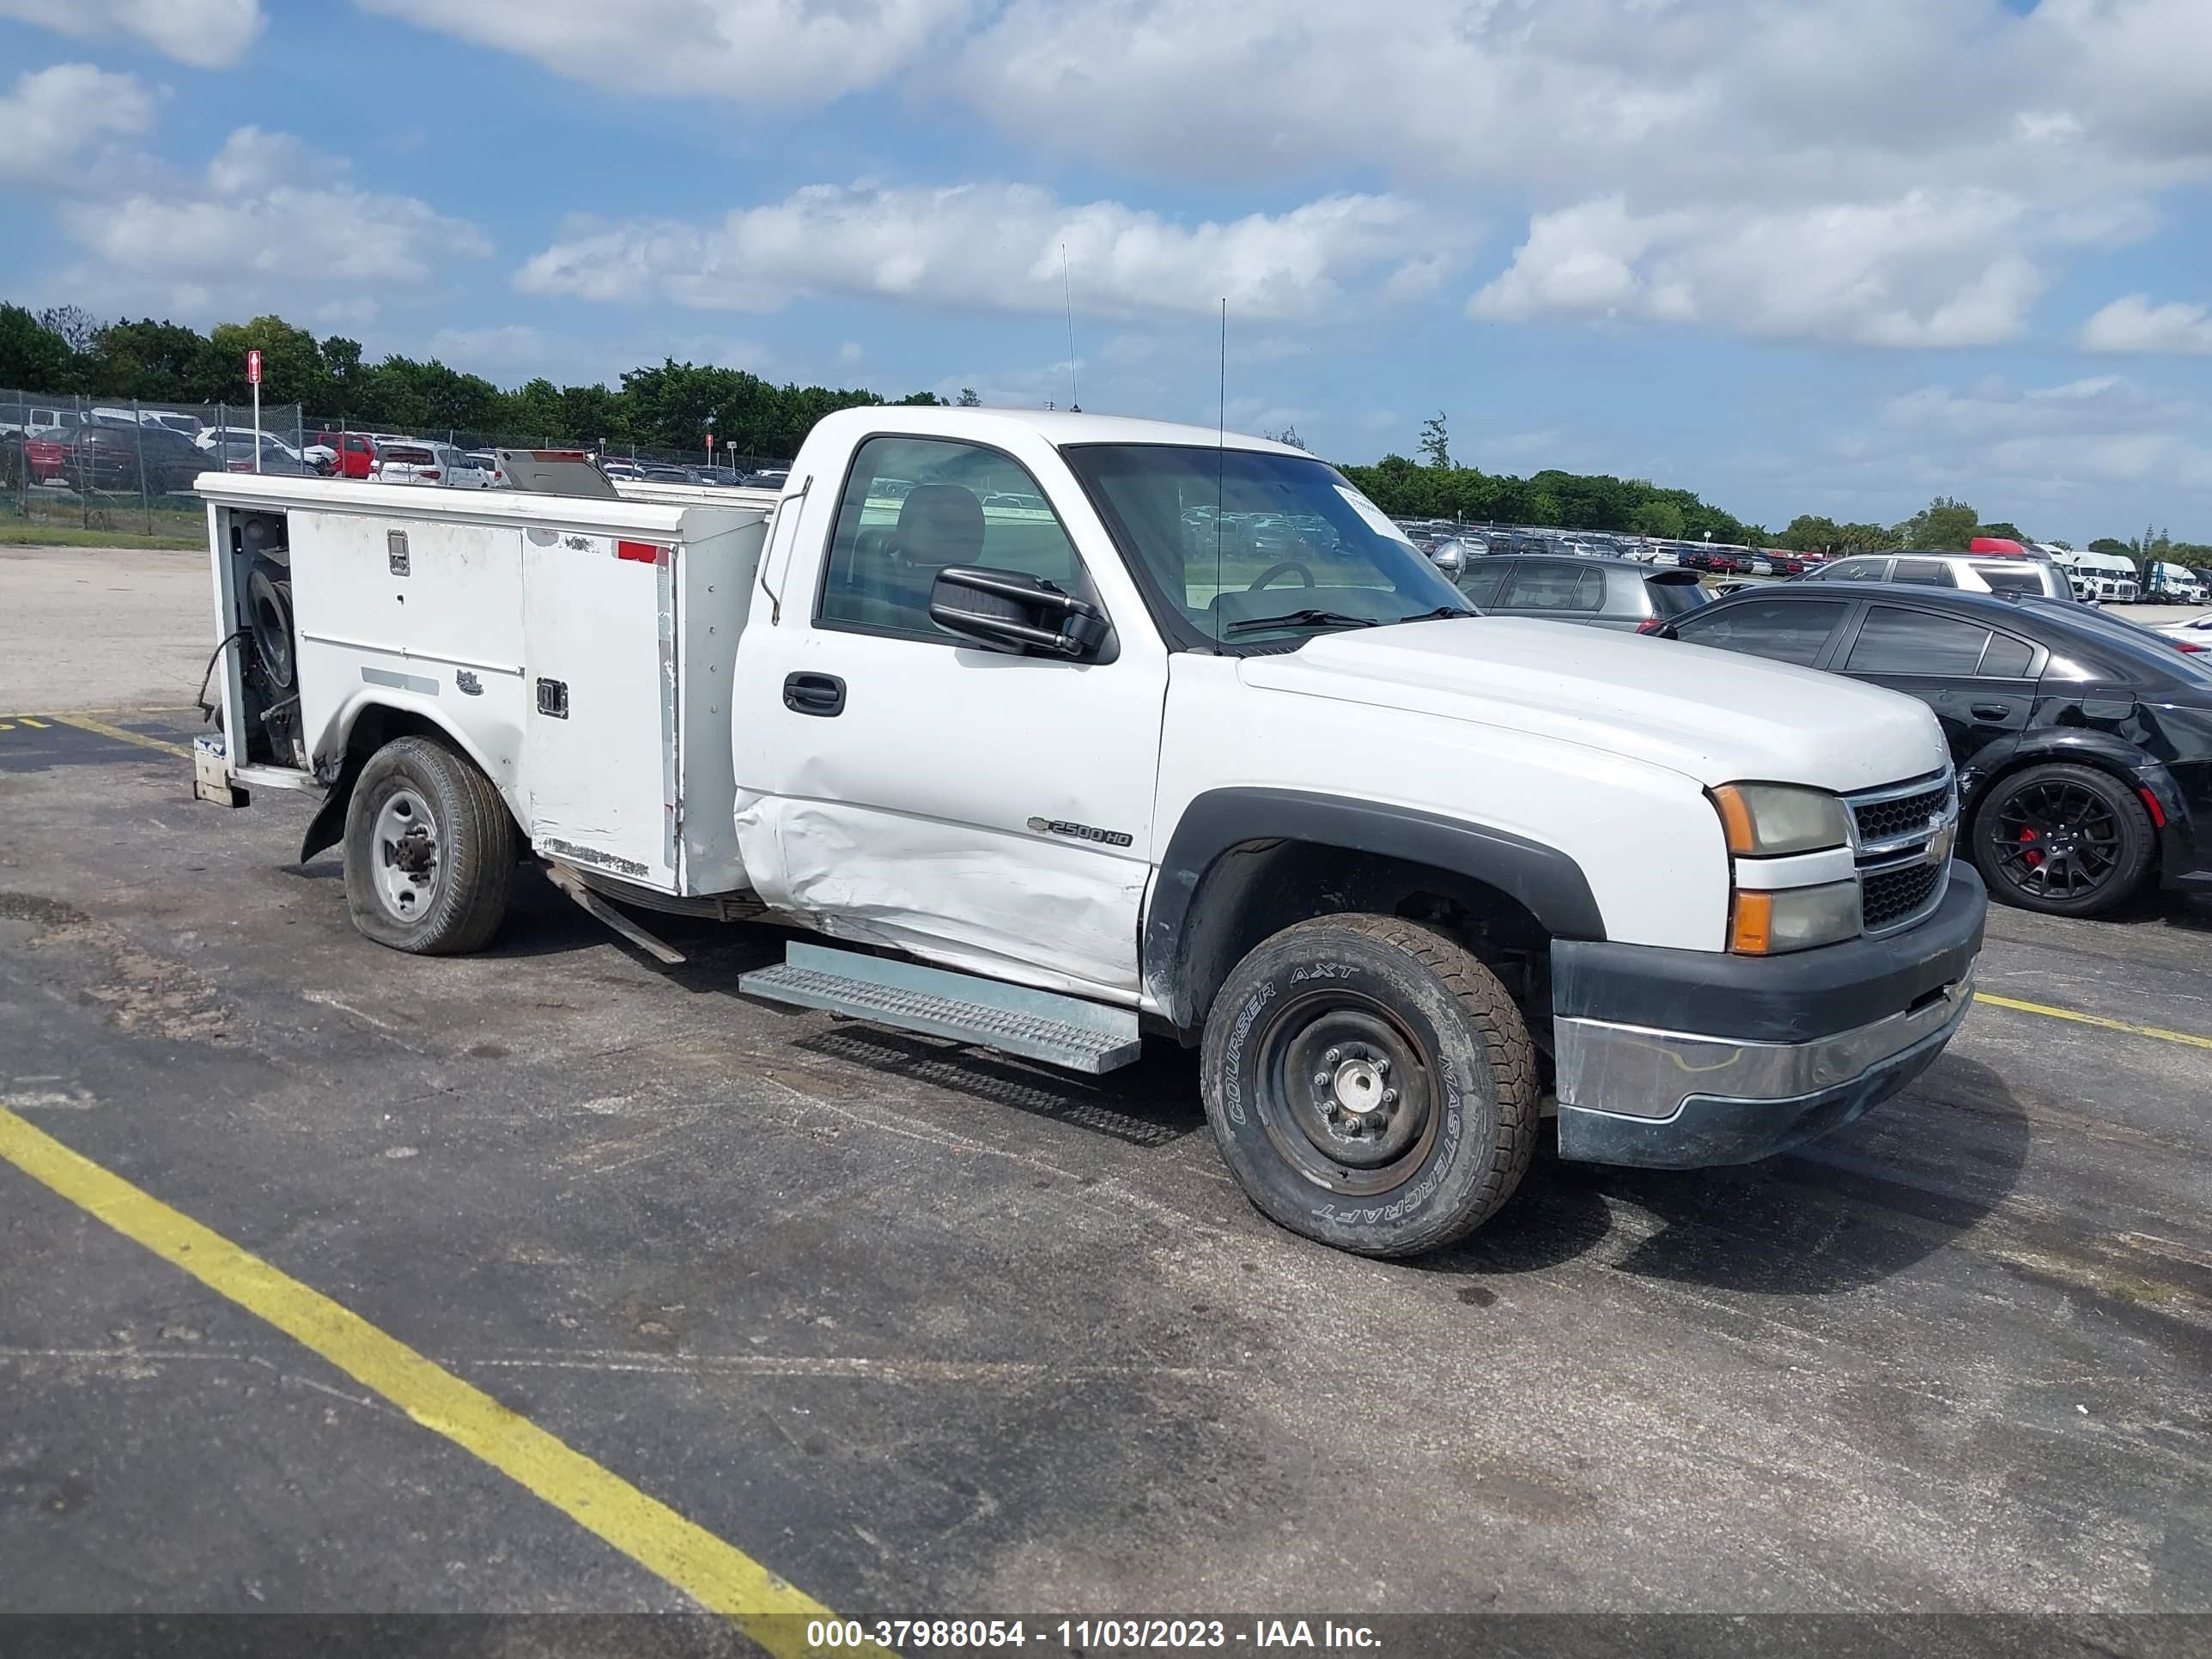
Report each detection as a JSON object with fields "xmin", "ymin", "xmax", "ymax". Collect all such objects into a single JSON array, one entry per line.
[
  {"xmin": 0, "ymin": 1108, "xmax": 876, "ymax": 1654},
  {"xmin": 46, "ymin": 714, "xmax": 192, "ymax": 759},
  {"xmin": 1975, "ymin": 992, "xmax": 2212, "ymax": 1051},
  {"xmin": 17, "ymin": 716, "xmax": 48, "ymax": 728}
]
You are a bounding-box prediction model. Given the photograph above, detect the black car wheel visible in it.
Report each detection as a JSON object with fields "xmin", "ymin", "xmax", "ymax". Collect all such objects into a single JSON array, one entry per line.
[{"xmin": 1971, "ymin": 762, "xmax": 2155, "ymax": 918}]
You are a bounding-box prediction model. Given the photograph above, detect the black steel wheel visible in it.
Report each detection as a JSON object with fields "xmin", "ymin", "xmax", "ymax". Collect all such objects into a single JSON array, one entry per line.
[
  {"xmin": 1971, "ymin": 762, "xmax": 2154, "ymax": 918},
  {"xmin": 1200, "ymin": 914, "xmax": 1537, "ymax": 1257}
]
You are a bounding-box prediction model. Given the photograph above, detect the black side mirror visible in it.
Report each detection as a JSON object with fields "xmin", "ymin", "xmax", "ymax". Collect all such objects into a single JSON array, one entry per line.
[{"xmin": 927, "ymin": 566, "xmax": 1109, "ymax": 659}]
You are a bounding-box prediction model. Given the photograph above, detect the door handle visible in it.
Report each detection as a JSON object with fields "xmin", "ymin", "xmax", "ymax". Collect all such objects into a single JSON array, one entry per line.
[
  {"xmin": 1970, "ymin": 702, "xmax": 2012, "ymax": 721},
  {"xmin": 782, "ymin": 672, "xmax": 846, "ymax": 716}
]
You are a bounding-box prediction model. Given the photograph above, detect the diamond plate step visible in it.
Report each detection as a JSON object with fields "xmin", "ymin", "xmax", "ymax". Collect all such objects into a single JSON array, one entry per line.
[{"xmin": 739, "ymin": 942, "xmax": 1142, "ymax": 1074}]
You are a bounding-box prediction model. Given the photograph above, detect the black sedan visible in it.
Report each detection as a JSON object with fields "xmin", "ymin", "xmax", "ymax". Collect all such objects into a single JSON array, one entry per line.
[
  {"xmin": 1448, "ymin": 553, "xmax": 1710, "ymax": 632},
  {"xmin": 1652, "ymin": 586, "xmax": 2212, "ymax": 917}
]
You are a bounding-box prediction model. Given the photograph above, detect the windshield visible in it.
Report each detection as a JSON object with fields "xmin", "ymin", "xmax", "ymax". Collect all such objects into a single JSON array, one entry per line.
[{"xmin": 1061, "ymin": 444, "xmax": 1471, "ymax": 648}]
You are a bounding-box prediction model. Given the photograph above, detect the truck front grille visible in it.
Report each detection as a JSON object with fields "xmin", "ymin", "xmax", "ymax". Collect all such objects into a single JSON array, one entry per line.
[
  {"xmin": 1844, "ymin": 769, "xmax": 1957, "ymax": 938},
  {"xmin": 1860, "ymin": 860, "xmax": 1945, "ymax": 933}
]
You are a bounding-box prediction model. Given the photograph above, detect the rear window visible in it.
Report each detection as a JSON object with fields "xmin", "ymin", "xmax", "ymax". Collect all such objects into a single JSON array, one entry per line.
[
  {"xmin": 1644, "ymin": 574, "xmax": 1710, "ymax": 617},
  {"xmin": 382, "ymin": 446, "xmax": 434, "ymax": 465},
  {"xmin": 1890, "ymin": 559, "xmax": 1957, "ymax": 587}
]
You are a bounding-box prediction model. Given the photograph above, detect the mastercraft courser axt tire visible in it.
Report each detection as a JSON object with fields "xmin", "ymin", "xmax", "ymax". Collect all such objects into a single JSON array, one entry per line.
[
  {"xmin": 342, "ymin": 736, "xmax": 517, "ymax": 955},
  {"xmin": 1200, "ymin": 913, "xmax": 1539, "ymax": 1257}
]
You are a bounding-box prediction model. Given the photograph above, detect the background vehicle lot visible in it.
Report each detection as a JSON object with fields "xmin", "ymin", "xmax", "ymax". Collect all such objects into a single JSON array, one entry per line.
[{"xmin": 3, "ymin": 552, "xmax": 2209, "ymax": 1620}]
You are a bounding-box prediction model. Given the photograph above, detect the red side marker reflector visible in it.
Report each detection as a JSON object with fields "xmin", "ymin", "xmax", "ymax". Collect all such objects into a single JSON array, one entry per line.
[
  {"xmin": 617, "ymin": 540, "xmax": 661, "ymax": 563},
  {"xmin": 2140, "ymin": 788, "xmax": 2167, "ymax": 829}
]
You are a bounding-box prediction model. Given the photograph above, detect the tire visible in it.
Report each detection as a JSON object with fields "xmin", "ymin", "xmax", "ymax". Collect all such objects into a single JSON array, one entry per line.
[
  {"xmin": 342, "ymin": 737, "xmax": 516, "ymax": 954},
  {"xmin": 1200, "ymin": 914, "xmax": 1538, "ymax": 1258},
  {"xmin": 1970, "ymin": 761, "xmax": 2155, "ymax": 918}
]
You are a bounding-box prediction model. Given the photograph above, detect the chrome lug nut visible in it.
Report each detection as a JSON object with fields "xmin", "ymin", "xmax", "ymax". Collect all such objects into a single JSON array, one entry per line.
[{"xmin": 1323, "ymin": 1048, "xmax": 1342, "ymax": 1066}]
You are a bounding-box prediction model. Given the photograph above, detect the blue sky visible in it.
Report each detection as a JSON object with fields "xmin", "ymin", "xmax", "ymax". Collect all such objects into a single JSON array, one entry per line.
[{"xmin": 4, "ymin": 0, "xmax": 2211, "ymax": 543}]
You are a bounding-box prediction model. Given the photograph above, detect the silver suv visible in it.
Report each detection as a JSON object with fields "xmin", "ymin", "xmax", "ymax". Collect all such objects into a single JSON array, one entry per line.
[{"xmin": 1801, "ymin": 552, "xmax": 2075, "ymax": 601}]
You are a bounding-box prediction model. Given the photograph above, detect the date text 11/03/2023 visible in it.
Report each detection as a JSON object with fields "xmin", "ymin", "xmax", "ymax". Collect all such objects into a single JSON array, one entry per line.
[{"xmin": 805, "ymin": 1620, "xmax": 1383, "ymax": 1650}]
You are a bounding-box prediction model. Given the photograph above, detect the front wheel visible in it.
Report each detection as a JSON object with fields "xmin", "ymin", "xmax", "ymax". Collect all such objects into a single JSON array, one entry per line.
[
  {"xmin": 1970, "ymin": 761, "xmax": 2155, "ymax": 918},
  {"xmin": 342, "ymin": 737, "xmax": 516, "ymax": 953},
  {"xmin": 1200, "ymin": 914, "xmax": 1538, "ymax": 1257}
]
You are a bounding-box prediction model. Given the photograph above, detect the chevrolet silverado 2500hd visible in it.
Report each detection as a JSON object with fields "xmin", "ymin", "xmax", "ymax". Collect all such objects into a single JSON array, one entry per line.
[{"xmin": 194, "ymin": 409, "xmax": 1985, "ymax": 1256}]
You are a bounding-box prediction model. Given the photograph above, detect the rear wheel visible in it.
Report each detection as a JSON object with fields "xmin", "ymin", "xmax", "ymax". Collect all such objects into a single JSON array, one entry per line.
[
  {"xmin": 1971, "ymin": 762, "xmax": 2154, "ymax": 918},
  {"xmin": 1200, "ymin": 914, "xmax": 1538, "ymax": 1257},
  {"xmin": 343, "ymin": 737, "xmax": 516, "ymax": 953}
]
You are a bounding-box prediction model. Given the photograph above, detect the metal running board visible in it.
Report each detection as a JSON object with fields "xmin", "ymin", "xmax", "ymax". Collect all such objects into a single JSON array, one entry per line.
[{"xmin": 739, "ymin": 942, "xmax": 1141, "ymax": 1074}]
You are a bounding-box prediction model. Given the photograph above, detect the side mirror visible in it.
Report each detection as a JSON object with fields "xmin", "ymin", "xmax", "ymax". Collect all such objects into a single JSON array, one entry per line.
[
  {"xmin": 927, "ymin": 566, "xmax": 1109, "ymax": 659},
  {"xmin": 1428, "ymin": 539, "xmax": 1466, "ymax": 576}
]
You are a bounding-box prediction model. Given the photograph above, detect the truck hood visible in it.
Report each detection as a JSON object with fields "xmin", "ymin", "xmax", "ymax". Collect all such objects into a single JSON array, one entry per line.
[{"xmin": 1239, "ymin": 617, "xmax": 1947, "ymax": 793}]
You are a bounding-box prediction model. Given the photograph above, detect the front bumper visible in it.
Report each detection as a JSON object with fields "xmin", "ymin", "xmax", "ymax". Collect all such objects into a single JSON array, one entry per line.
[{"xmin": 1549, "ymin": 865, "xmax": 1987, "ymax": 1168}]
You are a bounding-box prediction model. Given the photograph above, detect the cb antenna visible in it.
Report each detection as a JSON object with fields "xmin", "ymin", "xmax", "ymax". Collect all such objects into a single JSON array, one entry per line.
[{"xmin": 1062, "ymin": 243, "xmax": 1079, "ymax": 412}]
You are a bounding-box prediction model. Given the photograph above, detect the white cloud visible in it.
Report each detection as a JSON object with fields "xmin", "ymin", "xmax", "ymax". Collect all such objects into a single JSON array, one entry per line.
[
  {"xmin": 1470, "ymin": 191, "xmax": 2044, "ymax": 347},
  {"xmin": 517, "ymin": 183, "xmax": 1445, "ymax": 322},
  {"xmin": 355, "ymin": 0, "xmax": 970, "ymax": 104},
  {"xmin": 1863, "ymin": 373, "xmax": 2212, "ymax": 503},
  {"xmin": 0, "ymin": 64, "xmax": 155, "ymax": 186},
  {"xmin": 2080, "ymin": 294, "xmax": 2212, "ymax": 356},
  {"xmin": 0, "ymin": 0, "xmax": 264, "ymax": 68},
  {"xmin": 57, "ymin": 126, "xmax": 492, "ymax": 313}
]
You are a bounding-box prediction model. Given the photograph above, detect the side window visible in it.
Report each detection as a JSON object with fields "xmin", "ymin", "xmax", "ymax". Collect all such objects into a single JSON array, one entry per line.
[
  {"xmin": 1971, "ymin": 562, "xmax": 2043, "ymax": 596},
  {"xmin": 1978, "ymin": 632, "xmax": 2036, "ymax": 678},
  {"xmin": 1675, "ymin": 599, "xmax": 1848, "ymax": 666},
  {"xmin": 1499, "ymin": 562, "xmax": 1603, "ymax": 612},
  {"xmin": 1891, "ymin": 559, "xmax": 1956, "ymax": 587},
  {"xmin": 1845, "ymin": 607, "xmax": 1991, "ymax": 675},
  {"xmin": 817, "ymin": 435, "xmax": 1092, "ymax": 641},
  {"xmin": 1817, "ymin": 558, "xmax": 1887, "ymax": 582},
  {"xmin": 1456, "ymin": 564, "xmax": 1509, "ymax": 609}
]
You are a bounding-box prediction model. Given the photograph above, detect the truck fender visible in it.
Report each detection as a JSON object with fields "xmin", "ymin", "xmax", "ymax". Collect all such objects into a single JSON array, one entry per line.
[
  {"xmin": 297, "ymin": 690, "xmax": 520, "ymax": 866},
  {"xmin": 1141, "ymin": 787, "xmax": 1606, "ymax": 1030}
]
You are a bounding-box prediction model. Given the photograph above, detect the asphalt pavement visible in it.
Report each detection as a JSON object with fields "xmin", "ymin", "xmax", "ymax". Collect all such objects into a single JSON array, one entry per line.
[{"xmin": 1, "ymin": 705, "xmax": 2208, "ymax": 1632}]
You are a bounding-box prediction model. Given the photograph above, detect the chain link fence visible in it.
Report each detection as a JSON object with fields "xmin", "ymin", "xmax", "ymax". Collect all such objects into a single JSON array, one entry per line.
[
  {"xmin": 3, "ymin": 390, "xmax": 306, "ymax": 540},
  {"xmin": 3, "ymin": 389, "xmax": 799, "ymax": 542}
]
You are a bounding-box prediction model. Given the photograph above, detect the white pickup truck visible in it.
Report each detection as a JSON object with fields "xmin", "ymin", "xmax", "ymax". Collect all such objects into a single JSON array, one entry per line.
[{"xmin": 194, "ymin": 408, "xmax": 1984, "ymax": 1256}]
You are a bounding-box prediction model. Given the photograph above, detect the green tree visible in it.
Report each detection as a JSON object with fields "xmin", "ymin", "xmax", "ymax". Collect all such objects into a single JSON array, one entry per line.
[
  {"xmin": 956, "ymin": 387, "xmax": 981, "ymax": 407},
  {"xmin": 1777, "ymin": 514, "xmax": 1844, "ymax": 552},
  {"xmin": 1893, "ymin": 495, "xmax": 1979, "ymax": 550},
  {"xmin": 1629, "ymin": 500, "xmax": 1686, "ymax": 539},
  {"xmin": 1976, "ymin": 520, "xmax": 2025, "ymax": 541},
  {"xmin": 891, "ymin": 391, "xmax": 948, "ymax": 406},
  {"xmin": 2087, "ymin": 538, "xmax": 2130, "ymax": 556},
  {"xmin": 1417, "ymin": 411, "xmax": 1451, "ymax": 469},
  {"xmin": 0, "ymin": 303, "xmax": 75, "ymax": 389},
  {"xmin": 1263, "ymin": 424, "xmax": 1309, "ymax": 451}
]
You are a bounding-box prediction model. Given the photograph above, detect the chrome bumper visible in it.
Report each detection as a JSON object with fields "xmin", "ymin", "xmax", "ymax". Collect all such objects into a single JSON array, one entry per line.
[{"xmin": 1550, "ymin": 969, "xmax": 1977, "ymax": 1169}]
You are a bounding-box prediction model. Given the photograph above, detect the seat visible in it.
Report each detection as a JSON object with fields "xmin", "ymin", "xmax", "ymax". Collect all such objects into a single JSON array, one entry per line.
[{"xmin": 880, "ymin": 484, "xmax": 986, "ymax": 623}]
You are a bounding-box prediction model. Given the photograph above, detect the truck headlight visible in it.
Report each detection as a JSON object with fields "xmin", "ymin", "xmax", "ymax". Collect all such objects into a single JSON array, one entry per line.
[
  {"xmin": 1710, "ymin": 783, "xmax": 1851, "ymax": 856},
  {"xmin": 1729, "ymin": 880, "xmax": 1862, "ymax": 956}
]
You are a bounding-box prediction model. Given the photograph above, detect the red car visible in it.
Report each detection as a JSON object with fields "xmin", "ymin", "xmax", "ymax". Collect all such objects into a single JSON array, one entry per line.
[
  {"xmin": 313, "ymin": 430, "xmax": 378, "ymax": 479},
  {"xmin": 23, "ymin": 431, "xmax": 68, "ymax": 483}
]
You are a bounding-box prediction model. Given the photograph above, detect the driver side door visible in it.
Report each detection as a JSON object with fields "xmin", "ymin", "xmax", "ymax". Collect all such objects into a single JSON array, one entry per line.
[{"xmin": 733, "ymin": 434, "xmax": 1170, "ymax": 998}]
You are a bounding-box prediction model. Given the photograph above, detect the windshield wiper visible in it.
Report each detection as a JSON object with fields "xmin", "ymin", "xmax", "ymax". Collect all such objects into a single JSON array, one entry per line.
[
  {"xmin": 1224, "ymin": 609, "xmax": 1383, "ymax": 635},
  {"xmin": 1395, "ymin": 605, "xmax": 1478, "ymax": 623}
]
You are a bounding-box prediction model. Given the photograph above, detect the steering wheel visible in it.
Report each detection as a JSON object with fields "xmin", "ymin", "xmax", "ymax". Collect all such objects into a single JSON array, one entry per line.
[{"xmin": 1248, "ymin": 562, "xmax": 1315, "ymax": 592}]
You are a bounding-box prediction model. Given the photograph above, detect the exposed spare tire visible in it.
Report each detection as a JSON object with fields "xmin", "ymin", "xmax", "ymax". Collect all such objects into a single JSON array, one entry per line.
[{"xmin": 247, "ymin": 560, "xmax": 295, "ymax": 690}]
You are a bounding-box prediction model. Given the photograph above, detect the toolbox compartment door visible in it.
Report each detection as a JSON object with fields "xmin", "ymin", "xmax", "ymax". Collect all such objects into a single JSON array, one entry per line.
[{"xmin": 522, "ymin": 530, "xmax": 679, "ymax": 890}]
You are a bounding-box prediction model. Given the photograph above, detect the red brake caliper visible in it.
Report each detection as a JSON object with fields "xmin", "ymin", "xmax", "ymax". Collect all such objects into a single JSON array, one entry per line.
[{"xmin": 2018, "ymin": 826, "xmax": 2043, "ymax": 868}]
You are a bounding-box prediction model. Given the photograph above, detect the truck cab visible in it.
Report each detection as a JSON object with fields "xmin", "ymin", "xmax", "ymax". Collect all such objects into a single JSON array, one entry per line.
[{"xmin": 197, "ymin": 411, "xmax": 1985, "ymax": 1258}]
